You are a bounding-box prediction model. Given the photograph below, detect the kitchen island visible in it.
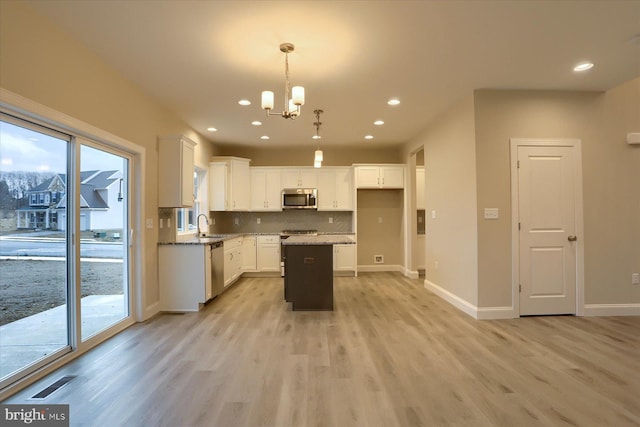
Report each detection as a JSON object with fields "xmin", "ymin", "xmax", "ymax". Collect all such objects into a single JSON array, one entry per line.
[{"xmin": 282, "ymin": 235, "xmax": 355, "ymax": 311}]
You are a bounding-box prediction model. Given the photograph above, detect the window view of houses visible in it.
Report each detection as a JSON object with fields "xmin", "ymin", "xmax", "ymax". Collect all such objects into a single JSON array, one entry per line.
[{"xmin": 14, "ymin": 169, "xmax": 124, "ymax": 234}]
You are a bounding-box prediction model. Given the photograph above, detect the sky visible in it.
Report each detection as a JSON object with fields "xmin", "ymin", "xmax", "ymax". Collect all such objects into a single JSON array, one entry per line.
[{"xmin": 0, "ymin": 120, "xmax": 124, "ymax": 174}]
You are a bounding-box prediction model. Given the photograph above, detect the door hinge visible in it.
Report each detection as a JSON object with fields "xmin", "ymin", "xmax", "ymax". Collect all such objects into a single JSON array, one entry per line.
[
  {"xmin": 519, "ymin": 284, "xmax": 522, "ymax": 293},
  {"xmin": 518, "ymin": 222, "xmax": 521, "ymax": 230},
  {"xmin": 517, "ymin": 160, "xmax": 520, "ymax": 169}
]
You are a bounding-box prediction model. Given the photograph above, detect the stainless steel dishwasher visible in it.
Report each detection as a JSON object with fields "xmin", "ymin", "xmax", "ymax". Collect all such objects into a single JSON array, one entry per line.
[{"xmin": 211, "ymin": 241, "xmax": 224, "ymax": 298}]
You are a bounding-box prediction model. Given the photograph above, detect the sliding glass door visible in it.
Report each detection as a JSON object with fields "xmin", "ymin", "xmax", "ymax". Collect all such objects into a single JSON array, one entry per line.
[
  {"xmin": 0, "ymin": 114, "xmax": 132, "ymax": 387},
  {"xmin": 0, "ymin": 115, "xmax": 72, "ymax": 384},
  {"xmin": 79, "ymin": 143, "xmax": 130, "ymax": 341}
]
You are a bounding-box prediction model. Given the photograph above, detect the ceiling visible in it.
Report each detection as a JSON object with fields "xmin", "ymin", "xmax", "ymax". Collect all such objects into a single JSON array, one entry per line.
[{"xmin": 25, "ymin": 1, "xmax": 640, "ymax": 149}]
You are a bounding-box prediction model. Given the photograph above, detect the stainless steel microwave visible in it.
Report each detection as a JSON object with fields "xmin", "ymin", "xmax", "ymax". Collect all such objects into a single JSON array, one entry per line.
[{"xmin": 282, "ymin": 188, "xmax": 317, "ymax": 209}]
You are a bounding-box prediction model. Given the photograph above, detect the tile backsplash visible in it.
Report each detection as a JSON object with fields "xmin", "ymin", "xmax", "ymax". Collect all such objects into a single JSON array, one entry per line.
[{"xmin": 209, "ymin": 210, "xmax": 353, "ymax": 234}]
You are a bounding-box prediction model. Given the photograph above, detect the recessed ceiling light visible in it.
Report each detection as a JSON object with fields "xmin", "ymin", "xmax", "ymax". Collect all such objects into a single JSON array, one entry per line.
[
  {"xmin": 387, "ymin": 98, "xmax": 400, "ymax": 106},
  {"xmin": 374, "ymin": 120, "xmax": 384, "ymax": 126},
  {"xmin": 238, "ymin": 99, "xmax": 251, "ymax": 106},
  {"xmin": 260, "ymin": 135, "xmax": 270, "ymax": 140},
  {"xmin": 573, "ymin": 62, "xmax": 594, "ymax": 72},
  {"xmin": 365, "ymin": 135, "xmax": 374, "ymax": 140},
  {"xmin": 207, "ymin": 127, "xmax": 217, "ymax": 132},
  {"xmin": 251, "ymin": 121, "xmax": 262, "ymax": 126}
]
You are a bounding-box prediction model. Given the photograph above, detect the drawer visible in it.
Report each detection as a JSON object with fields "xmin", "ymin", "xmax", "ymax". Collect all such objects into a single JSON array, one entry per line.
[
  {"xmin": 257, "ymin": 235, "xmax": 280, "ymax": 244},
  {"xmin": 224, "ymin": 237, "xmax": 243, "ymax": 250}
]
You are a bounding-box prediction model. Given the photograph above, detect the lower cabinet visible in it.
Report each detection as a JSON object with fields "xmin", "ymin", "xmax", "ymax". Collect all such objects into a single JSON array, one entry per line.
[
  {"xmin": 257, "ymin": 235, "xmax": 280, "ymax": 272},
  {"xmin": 159, "ymin": 244, "xmax": 212, "ymax": 312},
  {"xmin": 333, "ymin": 242, "xmax": 356, "ymax": 274},
  {"xmin": 224, "ymin": 237, "xmax": 243, "ymax": 287},
  {"xmin": 242, "ymin": 236, "xmax": 257, "ymax": 272}
]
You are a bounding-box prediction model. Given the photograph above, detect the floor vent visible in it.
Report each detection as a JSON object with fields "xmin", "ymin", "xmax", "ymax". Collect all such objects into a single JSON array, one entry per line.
[{"xmin": 31, "ymin": 375, "xmax": 76, "ymax": 399}]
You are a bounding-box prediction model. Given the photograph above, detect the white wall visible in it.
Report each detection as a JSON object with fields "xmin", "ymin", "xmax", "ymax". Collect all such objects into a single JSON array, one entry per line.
[{"xmin": 406, "ymin": 95, "xmax": 479, "ymax": 306}]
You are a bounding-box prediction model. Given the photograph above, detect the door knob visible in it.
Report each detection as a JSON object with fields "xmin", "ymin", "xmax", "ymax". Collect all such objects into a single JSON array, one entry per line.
[{"xmin": 568, "ymin": 235, "xmax": 577, "ymax": 242}]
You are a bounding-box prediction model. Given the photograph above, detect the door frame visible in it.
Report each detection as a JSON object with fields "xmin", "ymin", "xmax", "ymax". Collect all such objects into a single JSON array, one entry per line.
[{"xmin": 510, "ymin": 138, "xmax": 585, "ymax": 317}]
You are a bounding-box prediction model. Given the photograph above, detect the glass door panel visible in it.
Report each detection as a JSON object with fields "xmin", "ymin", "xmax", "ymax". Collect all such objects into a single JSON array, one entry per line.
[
  {"xmin": 79, "ymin": 144, "xmax": 129, "ymax": 341},
  {"xmin": 0, "ymin": 117, "xmax": 71, "ymax": 383}
]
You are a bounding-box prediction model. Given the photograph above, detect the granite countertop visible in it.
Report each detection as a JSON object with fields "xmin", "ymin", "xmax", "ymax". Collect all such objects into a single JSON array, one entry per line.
[
  {"xmin": 281, "ymin": 235, "xmax": 355, "ymax": 245},
  {"xmin": 158, "ymin": 234, "xmax": 238, "ymax": 245},
  {"xmin": 159, "ymin": 231, "xmax": 355, "ymax": 245}
]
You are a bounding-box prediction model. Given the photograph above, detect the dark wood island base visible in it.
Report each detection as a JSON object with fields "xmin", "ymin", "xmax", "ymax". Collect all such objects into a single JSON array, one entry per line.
[
  {"xmin": 284, "ymin": 244, "xmax": 334, "ymax": 310},
  {"xmin": 282, "ymin": 234, "xmax": 355, "ymax": 311}
]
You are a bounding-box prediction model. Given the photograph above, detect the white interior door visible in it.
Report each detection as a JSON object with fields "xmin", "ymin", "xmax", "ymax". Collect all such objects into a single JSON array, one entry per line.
[{"xmin": 517, "ymin": 145, "xmax": 578, "ymax": 315}]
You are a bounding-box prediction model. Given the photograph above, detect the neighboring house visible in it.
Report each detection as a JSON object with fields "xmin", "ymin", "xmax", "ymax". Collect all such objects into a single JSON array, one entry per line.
[{"xmin": 16, "ymin": 170, "xmax": 123, "ymax": 231}]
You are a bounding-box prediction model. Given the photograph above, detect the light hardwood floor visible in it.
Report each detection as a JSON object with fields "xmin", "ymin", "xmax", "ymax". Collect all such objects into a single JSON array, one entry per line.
[{"xmin": 5, "ymin": 272, "xmax": 640, "ymax": 426}]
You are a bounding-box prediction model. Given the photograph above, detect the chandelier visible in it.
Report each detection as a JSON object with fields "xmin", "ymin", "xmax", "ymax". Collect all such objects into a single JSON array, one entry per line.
[
  {"xmin": 261, "ymin": 43, "xmax": 305, "ymax": 119},
  {"xmin": 313, "ymin": 109, "xmax": 323, "ymax": 168}
]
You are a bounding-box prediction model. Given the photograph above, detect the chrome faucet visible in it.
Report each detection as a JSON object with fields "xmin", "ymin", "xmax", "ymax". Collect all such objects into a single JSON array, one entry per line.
[{"xmin": 197, "ymin": 213, "xmax": 209, "ymax": 237}]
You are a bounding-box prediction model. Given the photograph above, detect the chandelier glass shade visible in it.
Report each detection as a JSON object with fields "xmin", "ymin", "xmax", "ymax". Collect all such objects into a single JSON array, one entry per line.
[{"xmin": 261, "ymin": 43, "xmax": 305, "ymax": 119}]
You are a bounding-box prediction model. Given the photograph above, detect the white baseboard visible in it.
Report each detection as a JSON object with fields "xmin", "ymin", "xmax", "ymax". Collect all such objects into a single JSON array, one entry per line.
[
  {"xmin": 476, "ymin": 306, "xmax": 516, "ymax": 320},
  {"xmin": 423, "ymin": 279, "xmax": 515, "ymax": 320},
  {"xmin": 358, "ymin": 264, "xmax": 405, "ymax": 273},
  {"xmin": 406, "ymin": 269, "xmax": 419, "ymax": 279},
  {"xmin": 583, "ymin": 304, "xmax": 640, "ymax": 316},
  {"xmin": 143, "ymin": 301, "xmax": 160, "ymax": 321}
]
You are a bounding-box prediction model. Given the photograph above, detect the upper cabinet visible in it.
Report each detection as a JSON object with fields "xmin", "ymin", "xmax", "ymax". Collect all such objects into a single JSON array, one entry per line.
[
  {"xmin": 209, "ymin": 157, "xmax": 251, "ymax": 211},
  {"xmin": 355, "ymin": 165, "xmax": 404, "ymax": 189},
  {"xmin": 250, "ymin": 167, "xmax": 282, "ymax": 211},
  {"xmin": 281, "ymin": 167, "xmax": 317, "ymax": 188},
  {"xmin": 317, "ymin": 167, "xmax": 354, "ymax": 211},
  {"xmin": 158, "ymin": 135, "xmax": 197, "ymax": 207}
]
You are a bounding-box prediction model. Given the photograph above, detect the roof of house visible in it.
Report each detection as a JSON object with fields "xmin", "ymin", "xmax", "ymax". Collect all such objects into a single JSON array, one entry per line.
[{"xmin": 26, "ymin": 170, "xmax": 119, "ymax": 209}]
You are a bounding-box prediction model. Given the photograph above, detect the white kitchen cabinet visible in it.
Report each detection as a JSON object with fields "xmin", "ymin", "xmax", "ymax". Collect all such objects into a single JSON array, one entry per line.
[
  {"xmin": 209, "ymin": 157, "xmax": 251, "ymax": 211},
  {"xmin": 332, "ymin": 237, "xmax": 356, "ymax": 274},
  {"xmin": 158, "ymin": 135, "xmax": 197, "ymax": 207},
  {"xmin": 256, "ymin": 234, "xmax": 280, "ymax": 272},
  {"xmin": 159, "ymin": 244, "xmax": 212, "ymax": 311},
  {"xmin": 416, "ymin": 166, "xmax": 425, "ymax": 209},
  {"xmin": 242, "ymin": 235, "xmax": 257, "ymax": 272},
  {"xmin": 317, "ymin": 167, "xmax": 353, "ymax": 211},
  {"xmin": 250, "ymin": 167, "xmax": 282, "ymax": 211},
  {"xmin": 355, "ymin": 165, "xmax": 404, "ymax": 189},
  {"xmin": 281, "ymin": 167, "xmax": 317, "ymax": 188},
  {"xmin": 223, "ymin": 237, "xmax": 243, "ymax": 287}
]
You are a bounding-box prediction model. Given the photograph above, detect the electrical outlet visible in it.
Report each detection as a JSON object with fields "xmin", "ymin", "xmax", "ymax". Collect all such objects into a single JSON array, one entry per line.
[
  {"xmin": 378, "ymin": 217, "xmax": 383, "ymax": 223},
  {"xmin": 374, "ymin": 255, "xmax": 384, "ymax": 264},
  {"xmin": 234, "ymin": 218, "xmax": 239, "ymax": 225},
  {"xmin": 431, "ymin": 210, "xmax": 436, "ymax": 219},
  {"xmin": 633, "ymin": 273, "xmax": 640, "ymax": 285},
  {"xmin": 257, "ymin": 218, "xmax": 261, "ymax": 224},
  {"xmin": 329, "ymin": 217, "xmax": 333, "ymax": 223},
  {"xmin": 146, "ymin": 218, "xmax": 153, "ymax": 229},
  {"xmin": 435, "ymin": 260, "xmax": 439, "ymax": 270}
]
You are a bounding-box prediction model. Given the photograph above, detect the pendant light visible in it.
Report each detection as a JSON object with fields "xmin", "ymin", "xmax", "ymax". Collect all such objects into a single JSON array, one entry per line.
[
  {"xmin": 261, "ymin": 43, "xmax": 305, "ymax": 120},
  {"xmin": 313, "ymin": 109, "xmax": 323, "ymax": 168}
]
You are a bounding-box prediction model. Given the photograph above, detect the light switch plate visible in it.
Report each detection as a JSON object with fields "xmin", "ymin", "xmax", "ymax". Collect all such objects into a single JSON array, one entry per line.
[{"xmin": 484, "ymin": 208, "xmax": 499, "ymax": 219}]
